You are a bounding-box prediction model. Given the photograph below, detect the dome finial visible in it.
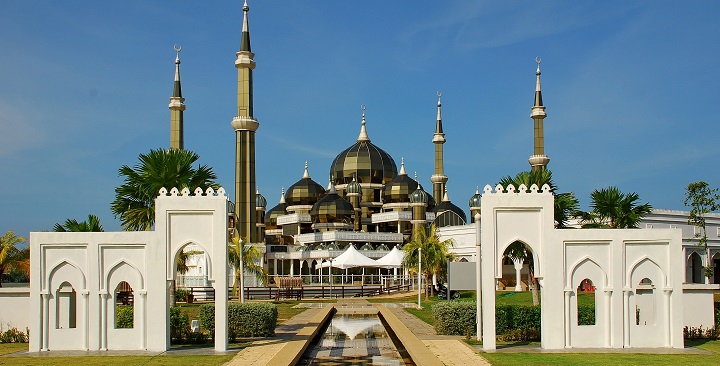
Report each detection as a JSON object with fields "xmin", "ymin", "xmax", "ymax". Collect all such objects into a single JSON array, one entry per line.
[
  {"xmin": 303, "ymin": 161, "xmax": 310, "ymax": 179},
  {"xmin": 357, "ymin": 105, "xmax": 370, "ymax": 142},
  {"xmin": 414, "ymin": 171, "xmax": 418, "ymax": 181},
  {"xmin": 476, "ymin": 186, "xmax": 480, "ymax": 194},
  {"xmin": 536, "ymin": 56, "xmax": 542, "ymax": 76},
  {"xmin": 174, "ymin": 44, "xmax": 182, "ymax": 64},
  {"xmin": 399, "ymin": 157, "xmax": 407, "ymax": 176},
  {"xmin": 442, "ymin": 187, "xmax": 450, "ymax": 202},
  {"xmin": 279, "ymin": 187, "xmax": 286, "ymax": 204}
]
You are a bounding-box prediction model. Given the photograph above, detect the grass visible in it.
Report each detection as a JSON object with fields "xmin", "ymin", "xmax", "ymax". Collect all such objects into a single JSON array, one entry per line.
[
  {"xmin": 480, "ymin": 340, "xmax": 720, "ymax": 366},
  {"xmin": 0, "ymin": 343, "xmax": 234, "ymax": 365}
]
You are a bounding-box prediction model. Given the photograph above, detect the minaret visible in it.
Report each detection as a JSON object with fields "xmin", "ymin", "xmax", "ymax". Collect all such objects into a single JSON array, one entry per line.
[
  {"xmin": 169, "ymin": 45, "xmax": 186, "ymax": 150},
  {"xmin": 231, "ymin": 0, "xmax": 260, "ymax": 242},
  {"xmin": 430, "ymin": 91, "xmax": 448, "ymax": 203},
  {"xmin": 528, "ymin": 57, "xmax": 549, "ymax": 171}
]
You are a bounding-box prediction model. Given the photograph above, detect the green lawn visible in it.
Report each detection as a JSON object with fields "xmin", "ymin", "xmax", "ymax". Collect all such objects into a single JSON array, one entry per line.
[{"xmin": 481, "ymin": 340, "xmax": 720, "ymax": 366}]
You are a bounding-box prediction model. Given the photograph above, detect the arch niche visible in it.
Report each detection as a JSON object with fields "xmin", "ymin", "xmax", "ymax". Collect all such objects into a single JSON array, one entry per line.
[
  {"xmin": 104, "ymin": 261, "xmax": 145, "ymax": 350},
  {"xmin": 45, "ymin": 261, "xmax": 88, "ymax": 351},
  {"xmin": 567, "ymin": 258, "xmax": 609, "ymax": 348},
  {"xmin": 627, "ymin": 258, "xmax": 668, "ymax": 348}
]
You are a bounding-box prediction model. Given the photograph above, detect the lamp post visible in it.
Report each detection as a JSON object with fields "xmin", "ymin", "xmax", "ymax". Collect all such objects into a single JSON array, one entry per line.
[
  {"xmin": 239, "ymin": 241, "xmax": 245, "ymax": 303},
  {"xmin": 475, "ymin": 213, "xmax": 482, "ymax": 341},
  {"xmin": 329, "ymin": 258, "xmax": 334, "ymax": 299},
  {"xmin": 417, "ymin": 247, "xmax": 422, "ymax": 309}
]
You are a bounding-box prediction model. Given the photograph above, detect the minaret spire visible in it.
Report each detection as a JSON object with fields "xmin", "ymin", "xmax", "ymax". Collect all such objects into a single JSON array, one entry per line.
[
  {"xmin": 231, "ymin": 1, "xmax": 260, "ymax": 242},
  {"xmin": 431, "ymin": 91, "xmax": 448, "ymax": 203},
  {"xmin": 529, "ymin": 57, "xmax": 550, "ymax": 171},
  {"xmin": 357, "ymin": 105, "xmax": 370, "ymax": 142},
  {"xmin": 169, "ymin": 45, "xmax": 186, "ymax": 150}
]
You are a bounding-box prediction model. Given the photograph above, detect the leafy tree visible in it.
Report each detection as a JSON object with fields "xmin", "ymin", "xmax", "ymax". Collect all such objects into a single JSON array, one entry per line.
[
  {"xmin": 229, "ymin": 233, "xmax": 268, "ymax": 299},
  {"xmin": 403, "ymin": 225, "xmax": 455, "ymax": 300},
  {"xmin": 498, "ymin": 170, "xmax": 580, "ymax": 228},
  {"xmin": 53, "ymin": 214, "xmax": 104, "ymax": 232},
  {"xmin": 504, "ymin": 241, "xmax": 539, "ymax": 306},
  {"xmin": 111, "ymin": 149, "xmax": 219, "ymax": 231},
  {"xmin": 0, "ymin": 231, "xmax": 29, "ymax": 288},
  {"xmin": 580, "ymin": 186, "xmax": 652, "ymax": 228},
  {"xmin": 684, "ymin": 181, "xmax": 720, "ymax": 281}
]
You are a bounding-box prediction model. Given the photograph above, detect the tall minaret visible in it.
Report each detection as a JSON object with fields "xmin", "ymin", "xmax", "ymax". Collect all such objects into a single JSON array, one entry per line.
[
  {"xmin": 231, "ymin": 0, "xmax": 260, "ymax": 242},
  {"xmin": 430, "ymin": 91, "xmax": 447, "ymax": 204},
  {"xmin": 169, "ymin": 45, "xmax": 186, "ymax": 150},
  {"xmin": 528, "ymin": 57, "xmax": 549, "ymax": 171}
]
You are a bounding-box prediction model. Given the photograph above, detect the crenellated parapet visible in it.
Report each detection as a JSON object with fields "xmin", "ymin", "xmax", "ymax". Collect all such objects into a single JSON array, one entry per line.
[
  {"xmin": 157, "ymin": 186, "xmax": 227, "ymax": 198},
  {"xmin": 482, "ymin": 183, "xmax": 553, "ymax": 195}
]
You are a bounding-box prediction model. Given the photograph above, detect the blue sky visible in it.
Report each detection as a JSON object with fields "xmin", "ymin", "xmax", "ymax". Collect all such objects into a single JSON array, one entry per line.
[{"xmin": 2, "ymin": 1, "xmax": 719, "ymax": 240}]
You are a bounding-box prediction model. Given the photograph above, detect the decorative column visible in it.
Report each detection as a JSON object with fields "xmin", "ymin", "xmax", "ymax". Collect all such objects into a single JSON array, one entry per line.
[
  {"xmin": 81, "ymin": 290, "xmax": 89, "ymax": 351},
  {"xmin": 513, "ymin": 259, "xmax": 524, "ymax": 291},
  {"xmin": 564, "ymin": 288, "xmax": 572, "ymax": 348},
  {"xmin": 474, "ymin": 213, "xmax": 482, "ymax": 341},
  {"xmin": 138, "ymin": 290, "xmax": 147, "ymax": 350},
  {"xmin": 100, "ymin": 291, "xmax": 108, "ymax": 351},
  {"xmin": 41, "ymin": 292, "xmax": 50, "ymax": 351},
  {"xmin": 604, "ymin": 289, "xmax": 613, "ymax": 347},
  {"xmin": 663, "ymin": 288, "xmax": 673, "ymax": 347},
  {"xmin": 623, "ymin": 288, "xmax": 631, "ymax": 347}
]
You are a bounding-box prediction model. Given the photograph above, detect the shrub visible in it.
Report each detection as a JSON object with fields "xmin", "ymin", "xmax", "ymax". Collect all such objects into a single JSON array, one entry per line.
[
  {"xmin": 170, "ymin": 306, "xmax": 191, "ymax": 342},
  {"xmin": 0, "ymin": 327, "xmax": 28, "ymax": 343},
  {"xmin": 199, "ymin": 302, "xmax": 277, "ymax": 341},
  {"xmin": 684, "ymin": 326, "xmax": 719, "ymax": 339},
  {"xmin": 175, "ymin": 288, "xmax": 190, "ymax": 302},
  {"xmin": 432, "ymin": 301, "xmax": 476, "ymax": 336},
  {"xmin": 432, "ymin": 303, "xmax": 541, "ymax": 341},
  {"xmin": 116, "ymin": 305, "xmax": 134, "ymax": 328},
  {"xmin": 577, "ymin": 304, "xmax": 596, "ymax": 326}
]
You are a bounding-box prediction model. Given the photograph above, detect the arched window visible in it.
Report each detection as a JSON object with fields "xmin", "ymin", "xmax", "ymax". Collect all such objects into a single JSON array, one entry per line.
[
  {"xmin": 635, "ymin": 278, "xmax": 655, "ymax": 326},
  {"xmin": 56, "ymin": 281, "xmax": 76, "ymax": 329},
  {"xmin": 577, "ymin": 279, "xmax": 596, "ymax": 326},
  {"xmin": 115, "ymin": 281, "xmax": 134, "ymax": 329}
]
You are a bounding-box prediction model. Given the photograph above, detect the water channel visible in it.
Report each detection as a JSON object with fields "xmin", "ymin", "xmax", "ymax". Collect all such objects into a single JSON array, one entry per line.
[{"xmin": 299, "ymin": 313, "xmax": 413, "ymax": 365}]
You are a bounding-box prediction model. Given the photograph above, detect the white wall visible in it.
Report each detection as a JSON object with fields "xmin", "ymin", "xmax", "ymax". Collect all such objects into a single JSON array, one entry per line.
[
  {"xmin": 682, "ymin": 284, "xmax": 718, "ymax": 329},
  {"xmin": 0, "ymin": 288, "xmax": 30, "ymax": 332}
]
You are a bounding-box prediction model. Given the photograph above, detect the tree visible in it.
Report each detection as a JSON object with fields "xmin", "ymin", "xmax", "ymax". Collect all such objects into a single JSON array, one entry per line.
[
  {"xmin": 504, "ymin": 241, "xmax": 539, "ymax": 306},
  {"xmin": 53, "ymin": 214, "xmax": 104, "ymax": 232},
  {"xmin": 684, "ymin": 181, "xmax": 720, "ymax": 281},
  {"xmin": 403, "ymin": 225, "xmax": 455, "ymax": 300},
  {"xmin": 228, "ymin": 233, "xmax": 268, "ymax": 299},
  {"xmin": 111, "ymin": 149, "xmax": 219, "ymax": 231},
  {"xmin": 0, "ymin": 231, "xmax": 29, "ymax": 288},
  {"xmin": 498, "ymin": 170, "xmax": 580, "ymax": 228},
  {"xmin": 580, "ymin": 186, "xmax": 652, "ymax": 228}
]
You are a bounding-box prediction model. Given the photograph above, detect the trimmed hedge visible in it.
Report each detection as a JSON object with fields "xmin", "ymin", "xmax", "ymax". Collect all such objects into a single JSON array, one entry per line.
[
  {"xmin": 577, "ymin": 304, "xmax": 596, "ymax": 326},
  {"xmin": 432, "ymin": 302, "xmax": 542, "ymax": 340},
  {"xmin": 199, "ymin": 302, "xmax": 277, "ymax": 340}
]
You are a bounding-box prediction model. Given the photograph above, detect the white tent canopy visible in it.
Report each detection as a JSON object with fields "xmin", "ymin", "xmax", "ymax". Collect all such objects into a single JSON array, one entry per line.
[
  {"xmin": 374, "ymin": 246, "xmax": 404, "ymax": 268},
  {"xmin": 316, "ymin": 245, "xmax": 379, "ymax": 270}
]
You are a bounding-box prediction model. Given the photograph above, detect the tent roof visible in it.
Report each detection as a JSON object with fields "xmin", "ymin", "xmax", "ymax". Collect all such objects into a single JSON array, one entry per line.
[
  {"xmin": 316, "ymin": 245, "xmax": 378, "ymax": 269},
  {"xmin": 374, "ymin": 246, "xmax": 404, "ymax": 268}
]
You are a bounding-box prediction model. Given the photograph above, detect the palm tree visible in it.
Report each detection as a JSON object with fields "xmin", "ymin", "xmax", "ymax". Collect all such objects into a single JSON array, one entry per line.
[
  {"xmin": 504, "ymin": 241, "xmax": 539, "ymax": 305},
  {"xmin": 581, "ymin": 186, "xmax": 652, "ymax": 228},
  {"xmin": 0, "ymin": 231, "xmax": 29, "ymax": 288},
  {"xmin": 403, "ymin": 225, "xmax": 455, "ymax": 300},
  {"xmin": 498, "ymin": 170, "xmax": 580, "ymax": 228},
  {"xmin": 53, "ymin": 214, "xmax": 104, "ymax": 232},
  {"xmin": 111, "ymin": 149, "xmax": 219, "ymax": 231},
  {"xmin": 228, "ymin": 234, "xmax": 268, "ymax": 299}
]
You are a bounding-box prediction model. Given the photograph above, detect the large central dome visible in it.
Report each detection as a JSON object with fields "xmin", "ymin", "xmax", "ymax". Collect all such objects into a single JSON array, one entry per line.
[{"xmin": 330, "ymin": 111, "xmax": 397, "ymax": 185}]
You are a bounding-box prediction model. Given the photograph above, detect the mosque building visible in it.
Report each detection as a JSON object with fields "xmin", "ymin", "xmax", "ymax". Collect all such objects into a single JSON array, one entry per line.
[{"xmin": 169, "ymin": 2, "xmax": 720, "ymax": 286}]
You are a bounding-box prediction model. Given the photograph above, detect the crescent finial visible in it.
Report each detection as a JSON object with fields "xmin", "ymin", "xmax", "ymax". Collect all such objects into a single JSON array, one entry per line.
[
  {"xmin": 174, "ymin": 44, "xmax": 182, "ymax": 53},
  {"xmin": 535, "ymin": 56, "xmax": 541, "ymax": 65},
  {"xmin": 437, "ymin": 90, "xmax": 442, "ymax": 98}
]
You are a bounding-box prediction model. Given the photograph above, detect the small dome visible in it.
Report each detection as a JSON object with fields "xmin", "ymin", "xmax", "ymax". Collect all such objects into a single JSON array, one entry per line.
[
  {"xmin": 310, "ymin": 183, "xmax": 354, "ymax": 224},
  {"xmin": 330, "ymin": 109, "xmax": 397, "ymax": 185},
  {"xmin": 255, "ymin": 188, "xmax": 267, "ymax": 208},
  {"xmin": 383, "ymin": 158, "xmax": 418, "ymax": 203},
  {"xmin": 410, "ymin": 187, "xmax": 429, "ymax": 204},
  {"xmin": 433, "ymin": 189, "xmax": 467, "ymax": 227},
  {"xmin": 468, "ymin": 187, "xmax": 482, "ymax": 208},
  {"xmin": 286, "ymin": 162, "xmax": 326, "ymax": 206},
  {"xmin": 264, "ymin": 188, "xmax": 287, "ymax": 228},
  {"xmin": 415, "ymin": 183, "xmax": 435, "ymax": 210},
  {"xmin": 346, "ymin": 178, "xmax": 362, "ymax": 195}
]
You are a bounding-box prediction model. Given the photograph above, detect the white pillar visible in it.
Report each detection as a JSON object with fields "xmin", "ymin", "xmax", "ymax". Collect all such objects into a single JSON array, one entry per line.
[
  {"xmin": 623, "ymin": 288, "xmax": 631, "ymax": 347},
  {"xmin": 564, "ymin": 288, "xmax": 572, "ymax": 348},
  {"xmin": 41, "ymin": 292, "xmax": 49, "ymax": 351},
  {"xmin": 138, "ymin": 291, "xmax": 147, "ymax": 349},
  {"xmin": 474, "ymin": 213, "xmax": 482, "ymax": 341},
  {"xmin": 273, "ymin": 259, "xmax": 278, "ymax": 275},
  {"xmin": 604, "ymin": 289, "xmax": 612, "ymax": 347},
  {"xmin": 664, "ymin": 288, "xmax": 672, "ymax": 347},
  {"xmin": 513, "ymin": 259, "xmax": 524, "ymax": 291},
  {"xmin": 417, "ymin": 248, "xmax": 422, "ymax": 309},
  {"xmin": 100, "ymin": 291, "xmax": 108, "ymax": 351},
  {"xmin": 81, "ymin": 290, "xmax": 89, "ymax": 351},
  {"xmin": 290, "ymin": 260, "xmax": 294, "ymax": 277}
]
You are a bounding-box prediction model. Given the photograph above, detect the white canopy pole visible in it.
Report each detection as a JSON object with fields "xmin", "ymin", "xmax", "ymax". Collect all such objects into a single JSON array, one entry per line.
[{"xmin": 418, "ymin": 247, "xmax": 422, "ymax": 309}]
